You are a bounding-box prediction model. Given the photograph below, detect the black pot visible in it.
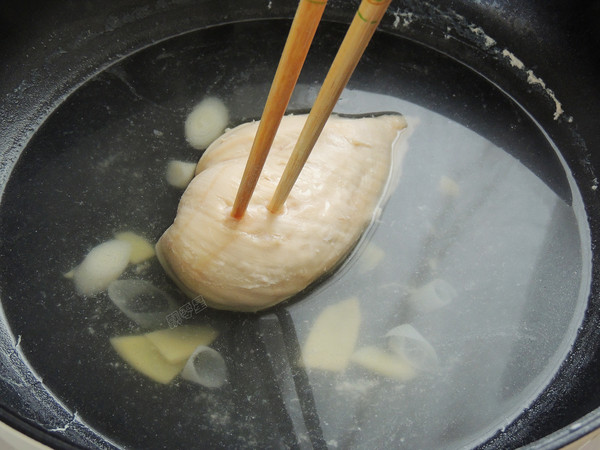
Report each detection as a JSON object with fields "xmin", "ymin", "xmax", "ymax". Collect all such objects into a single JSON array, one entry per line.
[{"xmin": 1, "ymin": 1, "xmax": 599, "ymax": 448}]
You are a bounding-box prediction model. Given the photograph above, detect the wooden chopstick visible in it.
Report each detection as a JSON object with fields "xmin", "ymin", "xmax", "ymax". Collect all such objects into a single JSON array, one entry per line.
[
  {"xmin": 268, "ymin": 0, "xmax": 392, "ymax": 213},
  {"xmin": 230, "ymin": 0, "xmax": 328, "ymax": 219}
]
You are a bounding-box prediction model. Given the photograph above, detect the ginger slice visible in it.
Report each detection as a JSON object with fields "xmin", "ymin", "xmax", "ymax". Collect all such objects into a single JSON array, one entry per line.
[
  {"xmin": 144, "ymin": 325, "xmax": 218, "ymax": 364},
  {"xmin": 110, "ymin": 335, "xmax": 185, "ymax": 384},
  {"xmin": 351, "ymin": 346, "xmax": 417, "ymax": 382},
  {"xmin": 114, "ymin": 231, "xmax": 155, "ymax": 264},
  {"xmin": 302, "ymin": 297, "xmax": 361, "ymax": 372}
]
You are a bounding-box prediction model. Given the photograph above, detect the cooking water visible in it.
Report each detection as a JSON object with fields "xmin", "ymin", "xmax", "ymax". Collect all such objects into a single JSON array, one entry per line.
[{"xmin": 0, "ymin": 21, "xmax": 590, "ymax": 449}]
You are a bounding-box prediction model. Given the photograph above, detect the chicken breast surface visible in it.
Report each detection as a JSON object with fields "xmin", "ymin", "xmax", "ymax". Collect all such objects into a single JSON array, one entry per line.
[{"xmin": 157, "ymin": 114, "xmax": 408, "ymax": 311}]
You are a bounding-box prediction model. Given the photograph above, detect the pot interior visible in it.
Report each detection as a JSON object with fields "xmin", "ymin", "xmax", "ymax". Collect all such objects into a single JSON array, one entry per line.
[{"xmin": 0, "ymin": 8, "xmax": 597, "ymax": 450}]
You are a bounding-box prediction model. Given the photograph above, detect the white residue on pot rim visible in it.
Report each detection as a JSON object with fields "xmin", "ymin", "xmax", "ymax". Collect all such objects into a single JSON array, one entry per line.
[
  {"xmin": 502, "ymin": 49, "xmax": 526, "ymax": 70},
  {"xmin": 391, "ymin": 10, "xmax": 415, "ymax": 28},
  {"xmin": 387, "ymin": 3, "xmax": 569, "ymax": 122},
  {"xmin": 467, "ymin": 25, "xmax": 496, "ymax": 48},
  {"xmin": 501, "ymin": 49, "xmax": 568, "ymax": 122}
]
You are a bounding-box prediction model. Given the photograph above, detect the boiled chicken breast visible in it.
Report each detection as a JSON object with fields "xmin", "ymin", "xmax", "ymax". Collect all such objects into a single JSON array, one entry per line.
[{"xmin": 156, "ymin": 114, "xmax": 408, "ymax": 311}]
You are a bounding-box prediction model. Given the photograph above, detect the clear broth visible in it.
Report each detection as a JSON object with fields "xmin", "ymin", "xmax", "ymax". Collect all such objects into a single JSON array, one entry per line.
[{"xmin": 0, "ymin": 20, "xmax": 590, "ymax": 449}]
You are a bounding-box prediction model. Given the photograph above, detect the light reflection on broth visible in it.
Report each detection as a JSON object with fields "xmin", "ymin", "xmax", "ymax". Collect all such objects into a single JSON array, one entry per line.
[{"xmin": 274, "ymin": 89, "xmax": 590, "ymax": 449}]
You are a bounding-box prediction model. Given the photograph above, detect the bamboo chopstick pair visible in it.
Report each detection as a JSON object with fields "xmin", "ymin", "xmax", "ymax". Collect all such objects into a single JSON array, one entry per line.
[{"xmin": 231, "ymin": 0, "xmax": 393, "ymax": 219}]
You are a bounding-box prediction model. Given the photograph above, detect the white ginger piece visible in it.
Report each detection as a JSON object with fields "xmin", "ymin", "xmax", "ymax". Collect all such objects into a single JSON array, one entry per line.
[
  {"xmin": 166, "ymin": 160, "xmax": 197, "ymax": 189},
  {"xmin": 73, "ymin": 240, "xmax": 131, "ymax": 296},
  {"xmin": 114, "ymin": 231, "xmax": 155, "ymax": 264},
  {"xmin": 185, "ymin": 97, "xmax": 229, "ymax": 149}
]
